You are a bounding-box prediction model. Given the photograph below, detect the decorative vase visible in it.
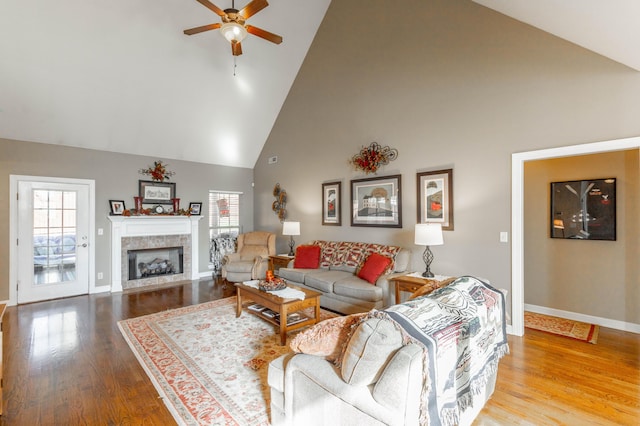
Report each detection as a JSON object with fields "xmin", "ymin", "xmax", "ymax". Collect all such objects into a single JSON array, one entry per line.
[
  {"xmin": 134, "ymin": 196, "xmax": 143, "ymax": 212},
  {"xmin": 172, "ymin": 198, "xmax": 180, "ymax": 213}
]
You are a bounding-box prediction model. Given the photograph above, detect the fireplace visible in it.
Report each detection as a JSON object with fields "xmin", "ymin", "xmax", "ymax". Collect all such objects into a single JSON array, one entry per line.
[
  {"xmin": 107, "ymin": 216, "xmax": 203, "ymax": 292},
  {"xmin": 128, "ymin": 246, "xmax": 184, "ymax": 280}
]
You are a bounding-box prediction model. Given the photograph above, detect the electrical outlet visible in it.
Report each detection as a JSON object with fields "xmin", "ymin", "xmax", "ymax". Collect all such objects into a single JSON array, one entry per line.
[
  {"xmin": 97, "ymin": 272, "xmax": 104, "ymax": 280},
  {"xmin": 268, "ymin": 156, "xmax": 278, "ymax": 164}
]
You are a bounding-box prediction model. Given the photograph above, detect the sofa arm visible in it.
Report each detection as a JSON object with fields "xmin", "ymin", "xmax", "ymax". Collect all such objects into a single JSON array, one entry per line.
[
  {"xmin": 372, "ymin": 344, "xmax": 423, "ymax": 425},
  {"xmin": 222, "ymin": 253, "xmax": 241, "ymax": 265},
  {"xmin": 252, "ymin": 256, "xmax": 270, "ymax": 280},
  {"xmin": 276, "ymin": 353, "xmax": 413, "ymax": 426}
]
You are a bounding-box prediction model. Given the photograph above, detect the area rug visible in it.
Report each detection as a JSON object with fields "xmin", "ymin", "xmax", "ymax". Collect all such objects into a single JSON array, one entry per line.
[
  {"xmin": 118, "ymin": 297, "xmax": 337, "ymax": 425},
  {"xmin": 524, "ymin": 311, "xmax": 599, "ymax": 344}
]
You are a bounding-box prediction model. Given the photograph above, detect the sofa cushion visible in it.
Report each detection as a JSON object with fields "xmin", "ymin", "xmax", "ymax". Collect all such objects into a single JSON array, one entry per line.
[
  {"xmin": 294, "ymin": 245, "xmax": 321, "ymax": 269},
  {"xmin": 329, "ymin": 264, "xmax": 357, "ymax": 274},
  {"xmin": 304, "ymin": 270, "xmax": 352, "ymax": 293},
  {"xmin": 289, "ymin": 313, "xmax": 367, "ymax": 363},
  {"xmin": 357, "ymin": 253, "xmax": 392, "ymax": 284},
  {"xmin": 333, "ymin": 276, "xmax": 384, "ymax": 302},
  {"xmin": 278, "ymin": 267, "xmax": 326, "ymax": 284},
  {"xmin": 340, "ymin": 317, "xmax": 403, "ymax": 386}
]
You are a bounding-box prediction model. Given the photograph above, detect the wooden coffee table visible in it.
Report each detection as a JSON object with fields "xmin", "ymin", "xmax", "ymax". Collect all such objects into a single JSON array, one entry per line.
[{"xmin": 235, "ymin": 282, "xmax": 322, "ymax": 345}]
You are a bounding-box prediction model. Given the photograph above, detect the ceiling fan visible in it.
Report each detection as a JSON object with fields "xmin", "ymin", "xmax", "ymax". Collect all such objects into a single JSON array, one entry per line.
[{"xmin": 184, "ymin": 0, "xmax": 283, "ymax": 56}]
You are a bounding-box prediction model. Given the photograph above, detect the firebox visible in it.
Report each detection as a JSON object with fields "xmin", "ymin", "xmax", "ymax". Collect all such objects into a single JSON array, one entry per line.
[{"xmin": 127, "ymin": 246, "xmax": 184, "ymax": 281}]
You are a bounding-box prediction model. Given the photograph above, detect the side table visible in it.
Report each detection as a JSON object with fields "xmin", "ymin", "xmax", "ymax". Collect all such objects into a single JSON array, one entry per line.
[
  {"xmin": 390, "ymin": 274, "xmax": 451, "ymax": 304},
  {"xmin": 269, "ymin": 254, "xmax": 294, "ymax": 274}
]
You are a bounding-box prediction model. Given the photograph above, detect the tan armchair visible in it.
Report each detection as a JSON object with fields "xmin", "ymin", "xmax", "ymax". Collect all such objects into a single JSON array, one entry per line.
[{"xmin": 221, "ymin": 231, "xmax": 276, "ymax": 283}]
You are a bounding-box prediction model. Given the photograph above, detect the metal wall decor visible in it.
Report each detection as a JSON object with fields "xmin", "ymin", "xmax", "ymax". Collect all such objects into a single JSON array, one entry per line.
[
  {"xmin": 272, "ymin": 183, "xmax": 287, "ymax": 221},
  {"xmin": 350, "ymin": 142, "xmax": 398, "ymax": 174}
]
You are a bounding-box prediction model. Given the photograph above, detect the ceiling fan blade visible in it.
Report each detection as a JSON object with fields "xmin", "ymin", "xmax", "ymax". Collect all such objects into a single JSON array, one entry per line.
[
  {"xmin": 232, "ymin": 41, "xmax": 243, "ymax": 56},
  {"xmin": 239, "ymin": 0, "xmax": 269, "ymax": 19},
  {"xmin": 196, "ymin": 0, "xmax": 226, "ymax": 17},
  {"xmin": 184, "ymin": 23, "xmax": 221, "ymax": 35},
  {"xmin": 246, "ymin": 25, "xmax": 282, "ymax": 44}
]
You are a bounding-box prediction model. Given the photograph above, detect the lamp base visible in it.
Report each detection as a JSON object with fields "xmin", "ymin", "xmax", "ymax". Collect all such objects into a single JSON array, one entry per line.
[
  {"xmin": 288, "ymin": 236, "xmax": 296, "ymax": 257},
  {"xmin": 422, "ymin": 246, "xmax": 435, "ymax": 278}
]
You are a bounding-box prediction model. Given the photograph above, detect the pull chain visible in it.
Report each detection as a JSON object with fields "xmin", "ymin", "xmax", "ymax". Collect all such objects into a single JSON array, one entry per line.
[{"xmin": 233, "ymin": 56, "xmax": 237, "ymax": 76}]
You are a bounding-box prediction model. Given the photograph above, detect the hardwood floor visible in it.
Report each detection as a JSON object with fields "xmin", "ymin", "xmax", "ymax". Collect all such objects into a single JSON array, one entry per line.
[{"xmin": 1, "ymin": 278, "xmax": 638, "ymax": 425}]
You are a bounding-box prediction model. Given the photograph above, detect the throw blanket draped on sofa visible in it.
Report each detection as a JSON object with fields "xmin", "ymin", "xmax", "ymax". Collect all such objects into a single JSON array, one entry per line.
[{"xmin": 378, "ymin": 276, "xmax": 509, "ymax": 426}]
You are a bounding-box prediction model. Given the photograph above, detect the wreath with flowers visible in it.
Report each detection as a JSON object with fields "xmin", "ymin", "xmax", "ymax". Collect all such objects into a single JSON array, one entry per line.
[
  {"xmin": 349, "ymin": 142, "xmax": 398, "ymax": 174},
  {"xmin": 139, "ymin": 161, "xmax": 175, "ymax": 182}
]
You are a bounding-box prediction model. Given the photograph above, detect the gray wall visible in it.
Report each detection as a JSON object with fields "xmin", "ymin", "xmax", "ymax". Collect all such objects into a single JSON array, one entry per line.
[
  {"xmin": 524, "ymin": 150, "xmax": 639, "ymax": 323},
  {"xmin": 0, "ymin": 138, "xmax": 254, "ymax": 299},
  {"xmin": 253, "ymin": 0, "xmax": 640, "ymax": 321}
]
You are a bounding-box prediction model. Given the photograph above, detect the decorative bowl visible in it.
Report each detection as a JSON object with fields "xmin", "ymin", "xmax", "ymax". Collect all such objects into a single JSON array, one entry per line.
[{"xmin": 259, "ymin": 278, "xmax": 287, "ymax": 291}]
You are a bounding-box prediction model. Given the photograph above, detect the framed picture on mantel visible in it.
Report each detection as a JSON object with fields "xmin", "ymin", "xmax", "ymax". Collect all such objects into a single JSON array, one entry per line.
[{"xmin": 139, "ymin": 180, "xmax": 176, "ymax": 205}]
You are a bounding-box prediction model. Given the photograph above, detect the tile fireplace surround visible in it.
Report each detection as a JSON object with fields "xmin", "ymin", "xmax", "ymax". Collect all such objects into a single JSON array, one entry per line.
[{"xmin": 107, "ymin": 216, "xmax": 202, "ymax": 292}]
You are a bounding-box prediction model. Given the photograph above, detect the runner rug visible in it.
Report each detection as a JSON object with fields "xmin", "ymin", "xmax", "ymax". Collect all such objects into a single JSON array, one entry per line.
[
  {"xmin": 524, "ymin": 311, "xmax": 599, "ymax": 344},
  {"xmin": 118, "ymin": 296, "xmax": 337, "ymax": 425}
]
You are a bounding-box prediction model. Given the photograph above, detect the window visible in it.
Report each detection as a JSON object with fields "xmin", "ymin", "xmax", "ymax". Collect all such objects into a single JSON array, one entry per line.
[{"xmin": 208, "ymin": 191, "xmax": 242, "ymax": 240}]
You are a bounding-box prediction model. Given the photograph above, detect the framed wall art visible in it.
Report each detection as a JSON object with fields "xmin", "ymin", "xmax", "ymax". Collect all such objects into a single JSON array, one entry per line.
[
  {"xmin": 550, "ymin": 178, "xmax": 616, "ymax": 240},
  {"xmin": 350, "ymin": 174, "xmax": 402, "ymax": 228},
  {"xmin": 322, "ymin": 181, "xmax": 342, "ymax": 226},
  {"xmin": 139, "ymin": 180, "xmax": 176, "ymax": 205},
  {"xmin": 417, "ymin": 169, "xmax": 453, "ymax": 230}
]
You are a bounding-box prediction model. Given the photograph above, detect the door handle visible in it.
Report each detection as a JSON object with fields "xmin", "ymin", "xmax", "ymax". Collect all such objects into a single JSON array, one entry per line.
[{"xmin": 78, "ymin": 243, "xmax": 88, "ymax": 248}]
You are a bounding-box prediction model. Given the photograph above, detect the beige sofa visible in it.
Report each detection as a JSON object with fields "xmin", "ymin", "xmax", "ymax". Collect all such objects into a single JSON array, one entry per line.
[
  {"xmin": 278, "ymin": 240, "xmax": 410, "ymax": 314},
  {"xmin": 268, "ymin": 276, "xmax": 509, "ymax": 426}
]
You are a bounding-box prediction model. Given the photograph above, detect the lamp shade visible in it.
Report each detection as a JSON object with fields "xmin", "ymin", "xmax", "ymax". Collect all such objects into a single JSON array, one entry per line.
[
  {"xmin": 282, "ymin": 221, "xmax": 300, "ymax": 236},
  {"xmin": 220, "ymin": 22, "xmax": 248, "ymax": 43},
  {"xmin": 415, "ymin": 223, "xmax": 443, "ymax": 246}
]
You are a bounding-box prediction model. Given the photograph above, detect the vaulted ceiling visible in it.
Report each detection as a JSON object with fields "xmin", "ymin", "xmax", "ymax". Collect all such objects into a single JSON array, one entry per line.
[{"xmin": 1, "ymin": 1, "xmax": 638, "ymax": 169}]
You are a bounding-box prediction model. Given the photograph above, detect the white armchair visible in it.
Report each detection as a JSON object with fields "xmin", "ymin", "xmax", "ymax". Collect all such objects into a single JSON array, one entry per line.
[{"xmin": 221, "ymin": 231, "xmax": 276, "ymax": 283}]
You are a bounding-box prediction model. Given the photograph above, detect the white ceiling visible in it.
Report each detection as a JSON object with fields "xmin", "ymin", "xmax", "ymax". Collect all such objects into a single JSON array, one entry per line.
[{"xmin": 1, "ymin": 1, "xmax": 638, "ymax": 169}]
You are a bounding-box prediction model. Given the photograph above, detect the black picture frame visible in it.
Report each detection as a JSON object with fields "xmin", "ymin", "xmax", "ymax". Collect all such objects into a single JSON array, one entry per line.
[
  {"xmin": 189, "ymin": 202, "xmax": 202, "ymax": 216},
  {"xmin": 139, "ymin": 180, "xmax": 176, "ymax": 205},
  {"xmin": 322, "ymin": 181, "xmax": 342, "ymax": 226},
  {"xmin": 550, "ymin": 178, "xmax": 616, "ymax": 240},
  {"xmin": 109, "ymin": 200, "xmax": 126, "ymax": 215},
  {"xmin": 417, "ymin": 169, "xmax": 454, "ymax": 230},
  {"xmin": 350, "ymin": 174, "xmax": 402, "ymax": 228}
]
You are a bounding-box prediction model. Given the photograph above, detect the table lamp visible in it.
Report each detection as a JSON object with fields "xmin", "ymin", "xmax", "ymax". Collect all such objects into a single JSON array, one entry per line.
[
  {"xmin": 415, "ymin": 223, "xmax": 444, "ymax": 277},
  {"xmin": 282, "ymin": 221, "xmax": 300, "ymax": 256}
]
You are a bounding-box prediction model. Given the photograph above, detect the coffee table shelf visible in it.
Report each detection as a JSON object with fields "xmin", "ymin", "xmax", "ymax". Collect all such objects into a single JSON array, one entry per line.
[{"xmin": 235, "ymin": 282, "xmax": 322, "ymax": 345}]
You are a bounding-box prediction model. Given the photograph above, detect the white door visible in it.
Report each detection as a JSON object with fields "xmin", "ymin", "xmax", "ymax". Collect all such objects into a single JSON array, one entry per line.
[{"xmin": 17, "ymin": 180, "xmax": 91, "ymax": 303}]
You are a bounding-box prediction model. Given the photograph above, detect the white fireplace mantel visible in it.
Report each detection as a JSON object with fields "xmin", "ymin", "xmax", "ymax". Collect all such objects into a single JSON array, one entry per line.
[{"xmin": 107, "ymin": 215, "xmax": 203, "ymax": 292}]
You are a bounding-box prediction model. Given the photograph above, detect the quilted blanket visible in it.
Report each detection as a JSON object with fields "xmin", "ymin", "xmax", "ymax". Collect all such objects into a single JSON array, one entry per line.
[{"xmin": 382, "ymin": 276, "xmax": 509, "ymax": 426}]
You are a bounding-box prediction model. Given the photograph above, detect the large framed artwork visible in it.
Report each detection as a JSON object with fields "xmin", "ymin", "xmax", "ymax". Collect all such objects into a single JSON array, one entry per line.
[
  {"xmin": 550, "ymin": 178, "xmax": 616, "ymax": 240},
  {"xmin": 350, "ymin": 174, "xmax": 402, "ymax": 228},
  {"xmin": 139, "ymin": 180, "xmax": 176, "ymax": 205},
  {"xmin": 417, "ymin": 169, "xmax": 453, "ymax": 230},
  {"xmin": 322, "ymin": 181, "xmax": 342, "ymax": 226}
]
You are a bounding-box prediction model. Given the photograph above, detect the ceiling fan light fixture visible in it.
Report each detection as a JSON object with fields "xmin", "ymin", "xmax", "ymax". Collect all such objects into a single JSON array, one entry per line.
[{"xmin": 220, "ymin": 22, "xmax": 247, "ymax": 43}]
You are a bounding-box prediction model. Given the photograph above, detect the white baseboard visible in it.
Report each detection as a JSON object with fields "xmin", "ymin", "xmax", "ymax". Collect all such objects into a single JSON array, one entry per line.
[
  {"xmin": 525, "ymin": 304, "xmax": 640, "ymax": 334},
  {"xmin": 91, "ymin": 286, "xmax": 112, "ymax": 294}
]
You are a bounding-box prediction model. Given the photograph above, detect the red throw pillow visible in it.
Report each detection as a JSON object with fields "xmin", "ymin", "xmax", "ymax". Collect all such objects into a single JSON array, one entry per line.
[
  {"xmin": 294, "ymin": 245, "xmax": 321, "ymax": 269},
  {"xmin": 357, "ymin": 253, "xmax": 392, "ymax": 284}
]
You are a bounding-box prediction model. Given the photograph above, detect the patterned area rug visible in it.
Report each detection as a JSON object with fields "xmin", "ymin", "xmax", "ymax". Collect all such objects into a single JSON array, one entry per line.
[
  {"xmin": 118, "ymin": 296, "xmax": 337, "ymax": 425},
  {"xmin": 524, "ymin": 311, "xmax": 599, "ymax": 344}
]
